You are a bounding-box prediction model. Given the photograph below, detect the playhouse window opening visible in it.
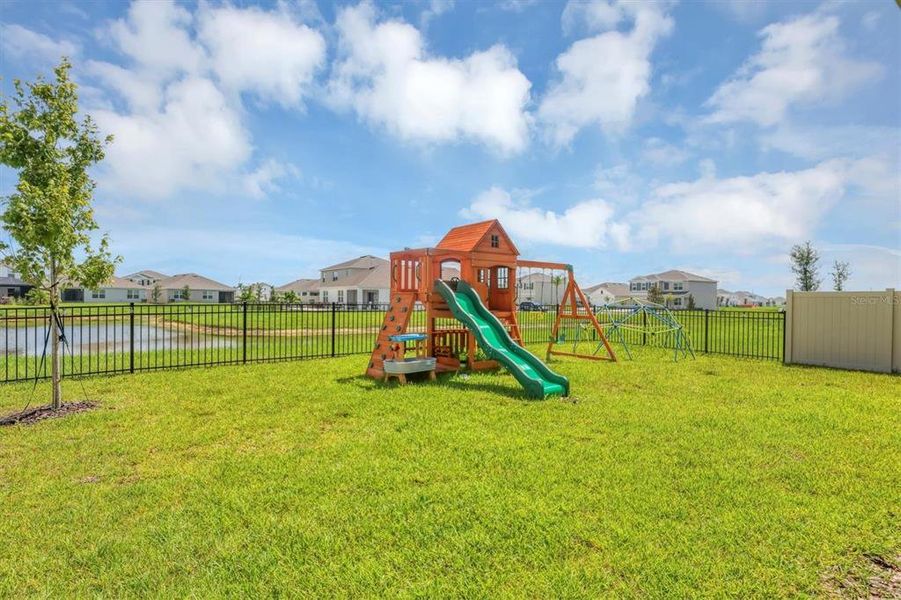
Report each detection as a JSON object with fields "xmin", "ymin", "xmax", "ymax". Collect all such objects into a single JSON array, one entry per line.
[
  {"xmin": 496, "ymin": 267, "xmax": 509, "ymax": 289},
  {"xmin": 490, "ymin": 234, "xmax": 499, "ymax": 248}
]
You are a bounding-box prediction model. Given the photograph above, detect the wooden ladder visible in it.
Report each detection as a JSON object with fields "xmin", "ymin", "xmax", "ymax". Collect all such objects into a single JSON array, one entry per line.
[{"xmin": 365, "ymin": 292, "xmax": 417, "ymax": 378}]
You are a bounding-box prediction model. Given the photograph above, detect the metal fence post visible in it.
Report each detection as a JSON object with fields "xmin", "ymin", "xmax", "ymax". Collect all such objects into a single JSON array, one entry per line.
[
  {"xmin": 642, "ymin": 310, "xmax": 647, "ymax": 346},
  {"xmin": 242, "ymin": 302, "xmax": 248, "ymax": 364},
  {"xmin": 331, "ymin": 302, "xmax": 337, "ymax": 357},
  {"xmin": 704, "ymin": 308, "xmax": 709, "ymax": 354},
  {"xmin": 129, "ymin": 302, "xmax": 135, "ymax": 373},
  {"xmin": 781, "ymin": 308, "xmax": 787, "ymax": 364}
]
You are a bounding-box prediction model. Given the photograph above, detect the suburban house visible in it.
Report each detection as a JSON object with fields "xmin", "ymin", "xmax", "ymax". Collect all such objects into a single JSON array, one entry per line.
[
  {"xmin": 717, "ymin": 289, "xmax": 739, "ymax": 307},
  {"xmin": 318, "ymin": 255, "xmax": 390, "ymax": 305},
  {"xmin": 718, "ymin": 290, "xmax": 763, "ymax": 307},
  {"xmin": 239, "ymin": 282, "xmax": 274, "ymax": 301},
  {"xmin": 154, "ymin": 273, "xmax": 235, "ymax": 303},
  {"xmin": 0, "ymin": 262, "xmax": 32, "ymax": 300},
  {"xmin": 515, "ymin": 272, "xmax": 568, "ymax": 306},
  {"xmin": 583, "ymin": 282, "xmax": 631, "ymax": 306},
  {"xmin": 275, "ymin": 278, "xmax": 321, "ymax": 303},
  {"xmin": 64, "ymin": 276, "xmax": 149, "ymax": 303},
  {"xmin": 123, "ymin": 270, "xmax": 169, "ymax": 287},
  {"xmin": 62, "ymin": 272, "xmax": 234, "ymax": 303},
  {"xmin": 718, "ymin": 289, "xmax": 775, "ymax": 307},
  {"xmin": 629, "ymin": 270, "xmax": 718, "ymax": 309}
]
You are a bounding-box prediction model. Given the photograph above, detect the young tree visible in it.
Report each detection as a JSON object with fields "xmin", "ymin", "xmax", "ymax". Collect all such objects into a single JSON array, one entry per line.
[
  {"xmin": 181, "ymin": 285, "xmax": 191, "ymax": 302},
  {"xmin": 687, "ymin": 294, "xmax": 696, "ymax": 310},
  {"xmin": 151, "ymin": 283, "xmax": 162, "ymax": 304},
  {"xmin": 790, "ymin": 241, "xmax": 820, "ymax": 291},
  {"xmin": 25, "ymin": 287, "xmax": 49, "ymax": 306},
  {"xmin": 551, "ymin": 275, "xmax": 563, "ymax": 306},
  {"xmin": 283, "ymin": 290, "xmax": 299, "ymax": 304},
  {"xmin": 0, "ymin": 59, "xmax": 118, "ymax": 409},
  {"xmin": 646, "ymin": 283, "xmax": 663, "ymax": 304},
  {"xmin": 831, "ymin": 260, "xmax": 851, "ymax": 291},
  {"xmin": 238, "ymin": 283, "xmax": 254, "ymax": 303}
]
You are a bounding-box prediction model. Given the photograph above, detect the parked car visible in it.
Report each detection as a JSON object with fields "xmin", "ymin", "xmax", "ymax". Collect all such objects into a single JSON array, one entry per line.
[{"xmin": 519, "ymin": 301, "xmax": 547, "ymax": 312}]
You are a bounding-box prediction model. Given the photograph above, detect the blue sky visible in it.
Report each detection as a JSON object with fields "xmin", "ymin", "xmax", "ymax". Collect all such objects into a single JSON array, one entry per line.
[{"xmin": 1, "ymin": 0, "xmax": 898, "ymax": 295}]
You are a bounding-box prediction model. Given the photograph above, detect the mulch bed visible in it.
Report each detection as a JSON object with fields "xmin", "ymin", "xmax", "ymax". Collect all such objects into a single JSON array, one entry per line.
[{"xmin": 0, "ymin": 401, "xmax": 97, "ymax": 426}]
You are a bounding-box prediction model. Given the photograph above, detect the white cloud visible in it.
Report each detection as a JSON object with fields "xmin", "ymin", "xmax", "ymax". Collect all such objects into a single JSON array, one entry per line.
[
  {"xmin": 85, "ymin": 1, "xmax": 331, "ymax": 199},
  {"xmin": 104, "ymin": 0, "xmax": 205, "ymax": 77},
  {"xmin": 593, "ymin": 163, "xmax": 649, "ymax": 206},
  {"xmin": 861, "ymin": 11, "xmax": 880, "ymax": 31},
  {"xmin": 641, "ymin": 136, "xmax": 689, "ymax": 166},
  {"xmin": 497, "ymin": 0, "xmax": 540, "ymax": 13},
  {"xmin": 0, "ymin": 24, "xmax": 79, "ymax": 63},
  {"xmin": 632, "ymin": 160, "xmax": 853, "ymax": 251},
  {"xmin": 760, "ymin": 123, "xmax": 899, "ymax": 162},
  {"xmin": 93, "ymin": 77, "xmax": 252, "ymax": 199},
  {"xmin": 198, "ymin": 5, "xmax": 326, "ymax": 107},
  {"xmin": 421, "ymin": 0, "xmax": 455, "ymax": 27},
  {"xmin": 706, "ymin": 13, "xmax": 882, "ymax": 126},
  {"xmin": 561, "ymin": 0, "xmax": 629, "ymax": 34},
  {"xmin": 461, "ymin": 186, "xmax": 629, "ymax": 249},
  {"xmin": 86, "ymin": 60, "xmax": 162, "ymax": 113},
  {"xmin": 327, "ymin": 3, "xmax": 532, "ymax": 154},
  {"xmin": 464, "ymin": 158, "xmax": 893, "ymax": 262},
  {"xmin": 539, "ymin": 1, "xmax": 673, "ymax": 146},
  {"xmin": 243, "ymin": 159, "xmax": 299, "ymax": 199}
]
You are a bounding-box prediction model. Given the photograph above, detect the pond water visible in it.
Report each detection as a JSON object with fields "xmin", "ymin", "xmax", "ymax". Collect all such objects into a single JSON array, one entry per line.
[{"xmin": 1, "ymin": 323, "xmax": 236, "ymax": 356}]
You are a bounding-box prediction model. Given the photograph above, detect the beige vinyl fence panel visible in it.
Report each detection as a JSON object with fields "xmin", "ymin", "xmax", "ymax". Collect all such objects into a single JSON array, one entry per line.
[
  {"xmin": 785, "ymin": 290, "xmax": 898, "ymax": 373},
  {"xmin": 895, "ymin": 295, "xmax": 901, "ymax": 373}
]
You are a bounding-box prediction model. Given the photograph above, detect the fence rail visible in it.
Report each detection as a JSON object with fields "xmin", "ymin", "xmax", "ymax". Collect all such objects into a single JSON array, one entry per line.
[{"xmin": 1, "ymin": 303, "xmax": 784, "ymax": 384}]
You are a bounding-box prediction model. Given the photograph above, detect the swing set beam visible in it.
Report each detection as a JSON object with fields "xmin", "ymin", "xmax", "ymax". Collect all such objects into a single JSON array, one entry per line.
[{"xmin": 516, "ymin": 259, "xmax": 572, "ymax": 271}]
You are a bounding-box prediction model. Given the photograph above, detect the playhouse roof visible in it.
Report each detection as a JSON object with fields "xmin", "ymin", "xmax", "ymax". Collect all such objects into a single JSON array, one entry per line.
[{"xmin": 436, "ymin": 220, "xmax": 519, "ymax": 254}]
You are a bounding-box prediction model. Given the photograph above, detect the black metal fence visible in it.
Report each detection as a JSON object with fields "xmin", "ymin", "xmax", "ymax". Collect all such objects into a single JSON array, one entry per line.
[
  {"xmin": 1, "ymin": 303, "xmax": 784, "ymax": 384},
  {"xmin": 517, "ymin": 306, "xmax": 785, "ymax": 360}
]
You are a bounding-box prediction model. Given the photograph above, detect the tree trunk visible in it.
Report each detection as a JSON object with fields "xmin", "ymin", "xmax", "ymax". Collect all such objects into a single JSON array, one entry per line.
[{"xmin": 50, "ymin": 260, "xmax": 62, "ymax": 410}]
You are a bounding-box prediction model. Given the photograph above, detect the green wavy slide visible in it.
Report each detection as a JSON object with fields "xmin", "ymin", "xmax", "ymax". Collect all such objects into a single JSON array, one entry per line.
[{"xmin": 435, "ymin": 279, "xmax": 569, "ymax": 398}]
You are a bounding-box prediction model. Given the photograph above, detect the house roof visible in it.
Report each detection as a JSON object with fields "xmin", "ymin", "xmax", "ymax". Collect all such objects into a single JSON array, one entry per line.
[
  {"xmin": 156, "ymin": 273, "xmax": 234, "ymax": 291},
  {"xmin": 63, "ymin": 275, "xmax": 146, "ymax": 290},
  {"xmin": 441, "ymin": 266, "xmax": 460, "ymax": 279},
  {"xmin": 585, "ymin": 282, "xmax": 630, "ymax": 296},
  {"xmin": 321, "ymin": 255, "xmax": 388, "ymax": 271},
  {"xmin": 631, "ymin": 269, "xmax": 716, "ymax": 283},
  {"xmin": 319, "ymin": 262, "xmax": 390, "ymax": 289},
  {"xmin": 0, "ymin": 275, "xmax": 30, "ymax": 287},
  {"xmin": 104, "ymin": 276, "xmax": 148, "ymax": 290},
  {"xmin": 124, "ymin": 270, "xmax": 168, "ymax": 280},
  {"xmin": 276, "ymin": 278, "xmax": 321, "ymax": 293},
  {"xmin": 436, "ymin": 220, "xmax": 520, "ymax": 254}
]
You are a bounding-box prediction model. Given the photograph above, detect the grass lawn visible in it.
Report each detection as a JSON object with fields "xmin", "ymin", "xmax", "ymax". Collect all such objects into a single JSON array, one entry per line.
[{"xmin": 1, "ymin": 351, "xmax": 898, "ymax": 597}]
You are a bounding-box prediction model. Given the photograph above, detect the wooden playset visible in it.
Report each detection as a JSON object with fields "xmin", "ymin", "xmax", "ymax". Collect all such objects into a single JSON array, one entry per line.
[{"xmin": 366, "ymin": 220, "xmax": 616, "ymax": 397}]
